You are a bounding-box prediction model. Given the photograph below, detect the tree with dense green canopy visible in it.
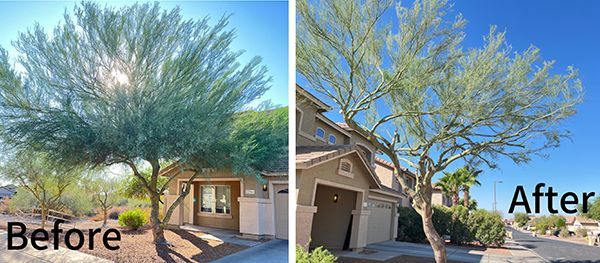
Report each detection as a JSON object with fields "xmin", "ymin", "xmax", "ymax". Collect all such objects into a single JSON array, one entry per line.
[
  {"xmin": 0, "ymin": 2, "xmax": 277, "ymax": 244},
  {"xmin": 298, "ymin": 0, "xmax": 582, "ymax": 261}
]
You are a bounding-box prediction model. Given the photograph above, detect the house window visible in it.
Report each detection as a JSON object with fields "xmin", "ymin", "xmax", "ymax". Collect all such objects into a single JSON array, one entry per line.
[
  {"xmin": 328, "ymin": 134, "xmax": 337, "ymax": 144},
  {"xmin": 200, "ymin": 185, "xmax": 231, "ymax": 215},
  {"xmin": 315, "ymin": 127, "xmax": 325, "ymax": 140}
]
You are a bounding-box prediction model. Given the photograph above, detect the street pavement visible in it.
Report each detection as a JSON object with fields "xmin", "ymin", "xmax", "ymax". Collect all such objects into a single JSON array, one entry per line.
[
  {"xmin": 0, "ymin": 229, "xmax": 112, "ymax": 263},
  {"xmin": 336, "ymin": 238, "xmax": 546, "ymax": 263},
  {"xmin": 212, "ymin": 239, "xmax": 288, "ymax": 263},
  {"xmin": 511, "ymin": 227, "xmax": 600, "ymax": 262}
]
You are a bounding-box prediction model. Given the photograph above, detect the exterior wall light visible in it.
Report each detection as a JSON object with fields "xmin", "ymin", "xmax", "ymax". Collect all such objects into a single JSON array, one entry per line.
[
  {"xmin": 262, "ymin": 184, "xmax": 268, "ymax": 191},
  {"xmin": 333, "ymin": 194, "xmax": 339, "ymax": 203}
]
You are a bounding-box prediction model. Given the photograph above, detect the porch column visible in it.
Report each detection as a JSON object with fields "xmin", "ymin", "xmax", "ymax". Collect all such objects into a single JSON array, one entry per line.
[
  {"xmin": 350, "ymin": 209, "xmax": 370, "ymax": 252},
  {"xmin": 392, "ymin": 204, "xmax": 399, "ymax": 240},
  {"xmin": 296, "ymin": 205, "xmax": 318, "ymax": 249}
]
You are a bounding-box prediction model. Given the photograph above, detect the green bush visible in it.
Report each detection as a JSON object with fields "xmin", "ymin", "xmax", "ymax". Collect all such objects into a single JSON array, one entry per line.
[
  {"xmin": 468, "ymin": 210, "xmax": 505, "ymax": 247},
  {"xmin": 575, "ymin": 227, "xmax": 588, "ymax": 237},
  {"xmin": 559, "ymin": 227, "xmax": 569, "ymax": 238},
  {"xmin": 514, "ymin": 212, "xmax": 530, "ymax": 228},
  {"xmin": 448, "ymin": 205, "xmax": 473, "ymax": 245},
  {"xmin": 296, "ymin": 246, "xmax": 336, "ymax": 263},
  {"xmin": 397, "ymin": 206, "xmax": 426, "ymax": 242},
  {"xmin": 118, "ymin": 209, "xmax": 148, "ymax": 230}
]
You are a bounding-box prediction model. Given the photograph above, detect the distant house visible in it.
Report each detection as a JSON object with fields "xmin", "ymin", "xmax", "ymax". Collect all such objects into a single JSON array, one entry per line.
[
  {"xmin": 565, "ymin": 216, "xmax": 600, "ymax": 232},
  {"xmin": 0, "ymin": 184, "xmax": 17, "ymax": 201},
  {"xmin": 431, "ymin": 184, "xmax": 452, "ymax": 207}
]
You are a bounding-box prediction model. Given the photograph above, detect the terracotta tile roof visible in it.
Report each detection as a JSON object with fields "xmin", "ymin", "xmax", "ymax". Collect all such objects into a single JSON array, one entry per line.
[
  {"xmin": 374, "ymin": 157, "xmax": 417, "ymax": 178},
  {"xmin": 296, "ymin": 145, "xmax": 355, "ymax": 168}
]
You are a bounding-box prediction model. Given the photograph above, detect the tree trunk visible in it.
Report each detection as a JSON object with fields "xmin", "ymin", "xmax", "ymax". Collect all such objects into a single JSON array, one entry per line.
[
  {"xmin": 421, "ymin": 209, "xmax": 447, "ymax": 263},
  {"xmin": 40, "ymin": 204, "xmax": 47, "ymax": 229},
  {"xmin": 463, "ymin": 187, "xmax": 470, "ymax": 207},
  {"xmin": 452, "ymin": 193, "xmax": 459, "ymax": 206},
  {"xmin": 102, "ymin": 207, "xmax": 108, "ymax": 227},
  {"xmin": 150, "ymin": 193, "xmax": 167, "ymax": 244}
]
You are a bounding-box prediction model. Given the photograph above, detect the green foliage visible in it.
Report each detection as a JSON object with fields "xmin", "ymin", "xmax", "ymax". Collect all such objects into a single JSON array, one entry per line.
[
  {"xmin": 229, "ymin": 107, "xmax": 288, "ymax": 179},
  {"xmin": 118, "ymin": 209, "xmax": 148, "ymax": 230},
  {"xmin": 575, "ymin": 227, "xmax": 588, "ymax": 238},
  {"xmin": 559, "ymin": 227, "xmax": 569, "ymax": 238},
  {"xmin": 397, "ymin": 206, "xmax": 426, "ymax": 242},
  {"xmin": 533, "ymin": 215, "xmax": 566, "ymax": 235},
  {"xmin": 0, "ymin": 1, "xmax": 274, "ymax": 242},
  {"xmin": 458, "ymin": 198, "xmax": 478, "ymax": 210},
  {"xmin": 398, "ymin": 205, "xmax": 474, "ymax": 245},
  {"xmin": 448, "ymin": 205, "xmax": 473, "ymax": 244},
  {"xmin": 298, "ymin": 0, "xmax": 581, "ymax": 257},
  {"xmin": 514, "ymin": 212, "xmax": 530, "ymax": 227},
  {"xmin": 296, "ymin": 246, "xmax": 337, "ymax": 263},
  {"xmin": 468, "ymin": 210, "xmax": 506, "ymax": 247},
  {"xmin": 7, "ymin": 189, "xmax": 37, "ymax": 213},
  {"xmin": 120, "ymin": 169, "xmax": 168, "ymax": 200},
  {"xmin": 580, "ymin": 197, "xmax": 600, "ymax": 221}
]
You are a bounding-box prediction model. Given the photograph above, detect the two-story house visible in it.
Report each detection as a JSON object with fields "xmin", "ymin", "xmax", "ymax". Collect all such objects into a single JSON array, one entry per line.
[{"xmin": 296, "ymin": 85, "xmax": 415, "ymax": 251}]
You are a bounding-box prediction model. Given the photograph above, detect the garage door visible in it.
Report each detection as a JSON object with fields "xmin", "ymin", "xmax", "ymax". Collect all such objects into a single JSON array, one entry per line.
[
  {"xmin": 367, "ymin": 199, "xmax": 393, "ymax": 244},
  {"xmin": 274, "ymin": 184, "xmax": 288, "ymax": 239}
]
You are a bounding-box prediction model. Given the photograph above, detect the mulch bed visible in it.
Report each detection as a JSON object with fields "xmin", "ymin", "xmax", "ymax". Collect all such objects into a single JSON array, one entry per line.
[
  {"xmin": 0, "ymin": 218, "xmax": 248, "ymax": 262},
  {"xmin": 338, "ymin": 255, "xmax": 464, "ymax": 263}
]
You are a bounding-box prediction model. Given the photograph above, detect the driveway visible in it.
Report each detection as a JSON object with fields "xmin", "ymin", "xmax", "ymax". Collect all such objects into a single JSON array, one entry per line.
[
  {"xmin": 0, "ymin": 229, "xmax": 112, "ymax": 263},
  {"xmin": 511, "ymin": 227, "xmax": 600, "ymax": 262},
  {"xmin": 211, "ymin": 239, "xmax": 288, "ymax": 263}
]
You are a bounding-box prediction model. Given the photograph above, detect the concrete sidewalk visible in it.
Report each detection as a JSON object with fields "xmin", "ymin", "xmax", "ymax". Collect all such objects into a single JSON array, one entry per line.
[
  {"xmin": 334, "ymin": 240, "xmax": 546, "ymax": 263},
  {"xmin": 212, "ymin": 239, "xmax": 288, "ymax": 263},
  {"xmin": 0, "ymin": 230, "xmax": 112, "ymax": 263}
]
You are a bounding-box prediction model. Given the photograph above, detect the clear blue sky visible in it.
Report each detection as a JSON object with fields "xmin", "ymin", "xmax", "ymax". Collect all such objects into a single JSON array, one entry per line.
[
  {"xmin": 0, "ymin": 0, "xmax": 289, "ymax": 106},
  {"xmin": 298, "ymin": 1, "xmax": 600, "ymax": 217}
]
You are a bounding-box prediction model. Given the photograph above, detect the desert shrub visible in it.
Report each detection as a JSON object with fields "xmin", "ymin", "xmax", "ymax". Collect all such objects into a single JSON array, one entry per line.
[
  {"xmin": 575, "ymin": 227, "xmax": 588, "ymax": 237},
  {"xmin": 296, "ymin": 246, "xmax": 336, "ymax": 263},
  {"xmin": 118, "ymin": 209, "xmax": 148, "ymax": 230},
  {"xmin": 559, "ymin": 227, "xmax": 569, "ymax": 238},
  {"xmin": 7, "ymin": 190, "xmax": 37, "ymax": 214},
  {"xmin": 468, "ymin": 210, "xmax": 505, "ymax": 247},
  {"xmin": 514, "ymin": 212, "xmax": 530, "ymax": 228}
]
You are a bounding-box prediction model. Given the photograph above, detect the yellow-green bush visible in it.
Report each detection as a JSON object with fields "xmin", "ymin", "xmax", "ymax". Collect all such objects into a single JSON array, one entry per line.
[
  {"xmin": 118, "ymin": 209, "xmax": 148, "ymax": 230},
  {"xmin": 296, "ymin": 246, "xmax": 336, "ymax": 263}
]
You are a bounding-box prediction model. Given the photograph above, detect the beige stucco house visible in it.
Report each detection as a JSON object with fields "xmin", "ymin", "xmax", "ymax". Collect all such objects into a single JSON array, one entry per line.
[
  {"xmin": 565, "ymin": 216, "xmax": 600, "ymax": 232},
  {"xmin": 296, "ymin": 85, "xmax": 416, "ymax": 251},
  {"xmin": 432, "ymin": 185, "xmax": 452, "ymax": 207},
  {"xmin": 161, "ymin": 156, "xmax": 288, "ymax": 240}
]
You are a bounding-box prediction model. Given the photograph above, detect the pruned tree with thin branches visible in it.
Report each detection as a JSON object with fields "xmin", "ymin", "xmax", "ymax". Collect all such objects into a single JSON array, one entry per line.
[{"xmin": 298, "ymin": 0, "xmax": 582, "ymax": 261}]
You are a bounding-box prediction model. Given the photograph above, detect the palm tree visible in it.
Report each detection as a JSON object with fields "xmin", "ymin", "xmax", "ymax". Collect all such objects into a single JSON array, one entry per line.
[
  {"xmin": 436, "ymin": 171, "xmax": 464, "ymax": 206},
  {"xmin": 460, "ymin": 166, "xmax": 482, "ymax": 207}
]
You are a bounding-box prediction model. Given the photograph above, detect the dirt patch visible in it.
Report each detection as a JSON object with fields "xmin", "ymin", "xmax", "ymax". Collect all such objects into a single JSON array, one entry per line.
[
  {"xmin": 0, "ymin": 217, "xmax": 247, "ymax": 262},
  {"xmin": 338, "ymin": 255, "xmax": 464, "ymax": 263}
]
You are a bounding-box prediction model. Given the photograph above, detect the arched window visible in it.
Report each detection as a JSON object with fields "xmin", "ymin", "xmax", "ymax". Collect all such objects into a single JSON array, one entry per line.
[
  {"xmin": 315, "ymin": 127, "xmax": 325, "ymax": 140},
  {"xmin": 328, "ymin": 134, "xmax": 337, "ymax": 145}
]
